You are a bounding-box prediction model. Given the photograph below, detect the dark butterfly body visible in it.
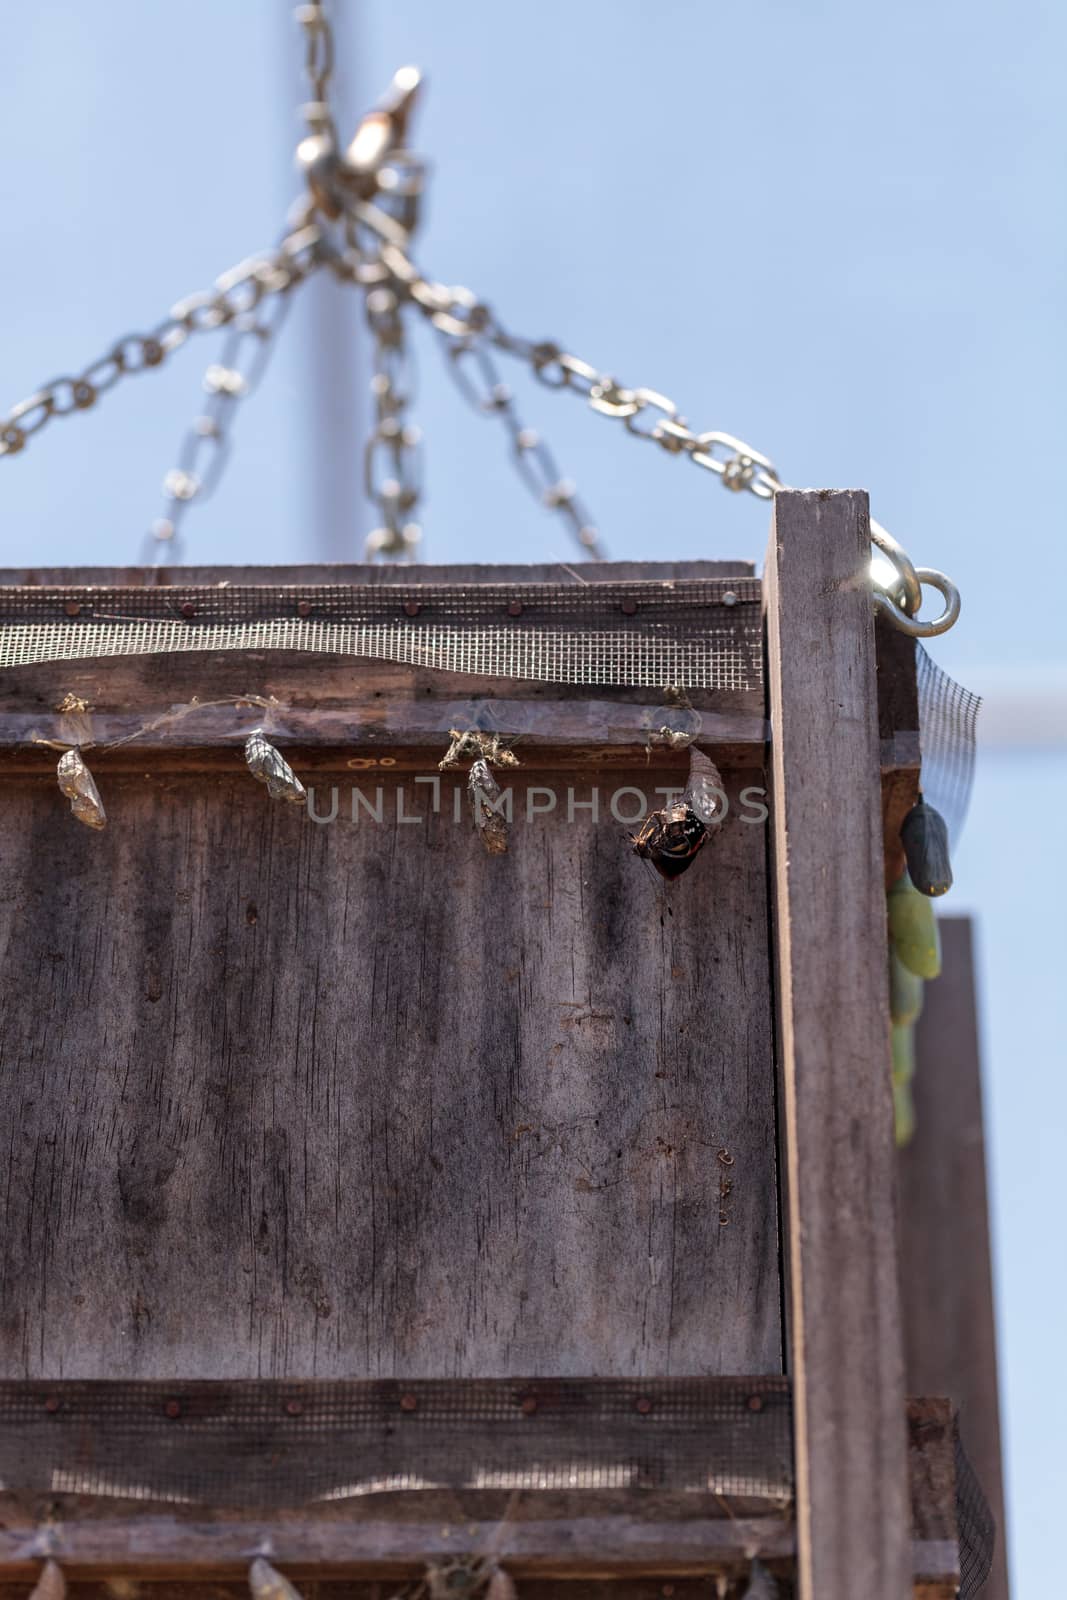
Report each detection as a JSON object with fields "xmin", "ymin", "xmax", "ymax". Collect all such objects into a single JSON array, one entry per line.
[
  {"xmin": 631, "ymin": 747, "xmax": 725, "ymax": 881},
  {"xmin": 632, "ymin": 802, "xmax": 708, "ymax": 879}
]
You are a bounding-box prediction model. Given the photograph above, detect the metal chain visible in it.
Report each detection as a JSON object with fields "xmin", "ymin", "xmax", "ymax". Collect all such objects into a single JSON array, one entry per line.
[
  {"xmin": 140, "ymin": 1, "xmax": 338, "ymax": 563},
  {"xmin": 0, "ymin": 221, "xmax": 324, "ymax": 465},
  {"xmin": 329, "ymin": 190, "xmax": 603, "ymax": 560},
  {"xmin": 144, "ymin": 287, "xmax": 294, "ymax": 566},
  {"xmin": 442, "ymin": 335, "xmax": 603, "ymax": 558},
  {"xmin": 296, "ymin": 1, "xmax": 338, "ymax": 146},
  {"xmin": 362, "ymin": 282, "xmax": 423, "ymax": 560},
  {"xmin": 0, "ymin": 0, "xmax": 962, "ymax": 634},
  {"xmin": 364, "ymin": 228, "xmax": 960, "ymax": 635}
]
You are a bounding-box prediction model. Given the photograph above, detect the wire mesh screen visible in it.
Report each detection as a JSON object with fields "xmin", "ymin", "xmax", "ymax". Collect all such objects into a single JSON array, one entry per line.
[
  {"xmin": 0, "ymin": 1379, "xmax": 792, "ymax": 1510},
  {"xmin": 916, "ymin": 644, "xmax": 981, "ymax": 844},
  {"xmin": 0, "ymin": 580, "xmax": 763, "ymax": 690},
  {"xmin": 955, "ymin": 1426, "xmax": 997, "ymax": 1600}
]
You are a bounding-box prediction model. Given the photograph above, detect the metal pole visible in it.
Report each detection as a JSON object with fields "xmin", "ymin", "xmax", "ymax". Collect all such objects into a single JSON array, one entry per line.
[{"xmin": 281, "ymin": 0, "xmax": 363, "ymax": 562}]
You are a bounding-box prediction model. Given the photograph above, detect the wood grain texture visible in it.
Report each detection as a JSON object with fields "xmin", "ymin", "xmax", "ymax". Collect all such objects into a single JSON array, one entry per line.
[
  {"xmin": 0, "ymin": 1583, "xmax": 762, "ymax": 1600},
  {"xmin": 0, "ymin": 763, "xmax": 779, "ymax": 1380},
  {"xmin": 764, "ymin": 490, "xmax": 910, "ymax": 1600},
  {"xmin": 899, "ymin": 917, "xmax": 1010, "ymax": 1599},
  {"xmin": 0, "ymin": 1502, "xmax": 795, "ymax": 1580},
  {"xmin": 0, "ymin": 653, "xmax": 766, "ymax": 771}
]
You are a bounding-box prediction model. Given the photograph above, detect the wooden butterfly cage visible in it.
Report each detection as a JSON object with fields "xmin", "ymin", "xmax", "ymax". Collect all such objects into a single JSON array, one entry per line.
[{"xmin": 0, "ymin": 491, "xmax": 1003, "ymax": 1600}]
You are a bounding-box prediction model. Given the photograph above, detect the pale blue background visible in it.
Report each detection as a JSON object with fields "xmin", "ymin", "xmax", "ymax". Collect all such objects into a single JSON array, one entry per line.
[{"xmin": 1, "ymin": 3, "xmax": 1064, "ymax": 1588}]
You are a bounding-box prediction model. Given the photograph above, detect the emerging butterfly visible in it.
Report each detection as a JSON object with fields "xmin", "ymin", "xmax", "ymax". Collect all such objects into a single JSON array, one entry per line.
[{"xmin": 632, "ymin": 747, "xmax": 725, "ymax": 880}]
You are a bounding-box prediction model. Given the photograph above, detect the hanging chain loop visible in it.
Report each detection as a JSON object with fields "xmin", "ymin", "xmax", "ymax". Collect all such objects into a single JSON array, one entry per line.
[
  {"xmin": 356, "ymin": 208, "xmax": 959, "ymax": 632},
  {"xmin": 0, "ymin": 222, "xmax": 324, "ymax": 466},
  {"xmin": 145, "ymin": 276, "xmax": 297, "ymax": 565},
  {"xmin": 0, "ymin": 0, "xmax": 961, "ymax": 632},
  {"xmin": 362, "ymin": 282, "xmax": 423, "ymax": 559}
]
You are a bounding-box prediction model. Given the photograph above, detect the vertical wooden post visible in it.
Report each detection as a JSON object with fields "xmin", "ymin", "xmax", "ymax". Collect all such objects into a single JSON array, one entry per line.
[
  {"xmin": 899, "ymin": 916, "xmax": 1010, "ymax": 1599},
  {"xmin": 764, "ymin": 490, "xmax": 910, "ymax": 1600}
]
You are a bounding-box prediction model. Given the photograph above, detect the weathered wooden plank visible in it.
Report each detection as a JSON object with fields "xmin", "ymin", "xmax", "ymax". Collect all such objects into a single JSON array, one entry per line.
[
  {"xmin": 0, "ymin": 654, "xmax": 766, "ymax": 770},
  {"xmin": 0, "ymin": 567, "xmax": 766, "ymax": 765},
  {"xmin": 899, "ymin": 917, "xmax": 1009, "ymax": 1599},
  {"xmin": 0, "ymin": 762, "xmax": 780, "ymax": 1379},
  {"xmin": 0, "ymin": 1584, "xmax": 741, "ymax": 1600},
  {"xmin": 0, "ymin": 560, "xmax": 755, "ymax": 587},
  {"xmin": 763, "ymin": 490, "xmax": 910, "ymax": 1600},
  {"xmin": 0, "ymin": 1504, "xmax": 795, "ymax": 1581},
  {"xmin": 0, "ymin": 1584, "xmax": 743, "ymax": 1600}
]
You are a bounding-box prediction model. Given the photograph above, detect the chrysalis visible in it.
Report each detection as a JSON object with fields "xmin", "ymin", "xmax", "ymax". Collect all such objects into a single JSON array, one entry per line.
[
  {"xmin": 900, "ymin": 798, "xmax": 953, "ymax": 897},
  {"xmin": 632, "ymin": 746, "xmax": 723, "ymax": 880},
  {"xmin": 684, "ymin": 747, "xmax": 727, "ymax": 828},
  {"xmin": 56, "ymin": 748, "xmax": 106, "ymax": 830},
  {"xmin": 28, "ymin": 1561, "xmax": 66, "ymax": 1600},
  {"xmin": 468, "ymin": 757, "xmax": 509, "ymax": 855},
  {"xmin": 740, "ymin": 1559, "xmax": 779, "ymax": 1600},
  {"xmin": 426, "ymin": 1560, "xmax": 508, "ymax": 1600},
  {"xmin": 244, "ymin": 732, "xmax": 306, "ymax": 804},
  {"xmin": 248, "ymin": 1557, "xmax": 305, "ymax": 1600},
  {"xmin": 485, "ymin": 1568, "xmax": 517, "ymax": 1600}
]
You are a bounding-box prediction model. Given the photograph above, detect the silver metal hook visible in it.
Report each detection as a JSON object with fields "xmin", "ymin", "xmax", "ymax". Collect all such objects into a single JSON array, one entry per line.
[{"xmin": 873, "ymin": 567, "xmax": 961, "ymax": 637}]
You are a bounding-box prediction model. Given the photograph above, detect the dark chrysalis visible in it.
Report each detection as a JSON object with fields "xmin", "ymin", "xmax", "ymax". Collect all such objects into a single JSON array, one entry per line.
[
  {"xmin": 632, "ymin": 748, "xmax": 724, "ymax": 880},
  {"xmin": 900, "ymin": 797, "xmax": 953, "ymax": 897}
]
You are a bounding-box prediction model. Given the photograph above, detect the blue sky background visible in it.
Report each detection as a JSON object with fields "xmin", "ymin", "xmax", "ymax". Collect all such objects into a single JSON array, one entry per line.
[{"xmin": 1, "ymin": 3, "xmax": 1064, "ymax": 1587}]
